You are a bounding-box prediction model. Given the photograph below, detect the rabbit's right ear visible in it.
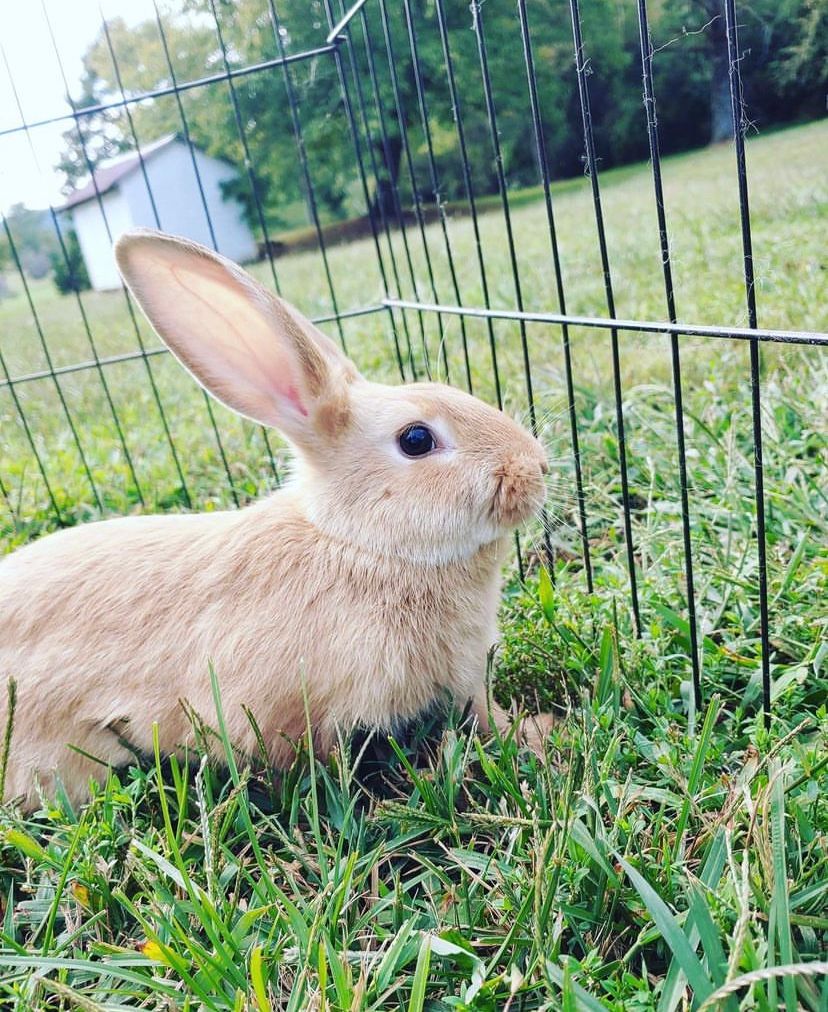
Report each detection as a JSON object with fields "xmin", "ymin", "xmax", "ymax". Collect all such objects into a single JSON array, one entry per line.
[{"xmin": 115, "ymin": 229, "xmax": 358, "ymax": 446}]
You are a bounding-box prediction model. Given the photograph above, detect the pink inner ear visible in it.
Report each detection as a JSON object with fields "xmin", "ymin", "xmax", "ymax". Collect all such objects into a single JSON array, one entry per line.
[
  {"xmin": 165, "ymin": 261, "xmax": 311, "ymax": 423},
  {"xmin": 232, "ymin": 342, "xmax": 309, "ymax": 421},
  {"xmin": 283, "ymin": 385, "xmax": 308, "ymax": 417},
  {"xmin": 118, "ymin": 236, "xmax": 336, "ymax": 436}
]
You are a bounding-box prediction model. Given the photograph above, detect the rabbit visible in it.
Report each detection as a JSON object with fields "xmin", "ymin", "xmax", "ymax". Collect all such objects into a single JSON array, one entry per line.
[{"xmin": 0, "ymin": 228, "xmax": 554, "ymax": 811}]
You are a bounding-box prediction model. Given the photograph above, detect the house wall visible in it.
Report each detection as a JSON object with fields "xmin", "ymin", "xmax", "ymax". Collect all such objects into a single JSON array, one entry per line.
[
  {"xmin": 71, "ymin": 141, "xmax": 258, "ymax": 290},
  {"xmin": 71, "ymin": 189, "xmax": 132, "ymax": 291},
  {"xmin": 120, "ymin": 142, "xmax": 258, "ymax": 264}
]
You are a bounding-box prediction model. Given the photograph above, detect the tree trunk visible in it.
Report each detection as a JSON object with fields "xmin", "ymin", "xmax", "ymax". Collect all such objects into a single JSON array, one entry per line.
[
  {"xmin": 709, "ymin": 0, "xmax": 734, "ymax": 142},
  {"xmin": 371, "ymin": 132, "xmax": 403, "ymax": 224}
]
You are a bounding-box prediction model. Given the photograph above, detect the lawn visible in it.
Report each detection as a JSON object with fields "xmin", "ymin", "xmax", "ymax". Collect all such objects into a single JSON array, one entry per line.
[{"xmin": 0, "ymin": 120, "xmax": 826, "ymax": 1008}]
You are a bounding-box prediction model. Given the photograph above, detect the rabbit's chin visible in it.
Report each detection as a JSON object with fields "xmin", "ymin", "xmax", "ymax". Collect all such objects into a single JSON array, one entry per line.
[{"xmin": 289, "ymin": 482, "xmax": 511, "ymax": 567}]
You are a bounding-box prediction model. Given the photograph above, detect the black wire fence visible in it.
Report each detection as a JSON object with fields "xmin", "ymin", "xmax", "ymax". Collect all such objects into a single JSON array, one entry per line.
[{"xmin": 0, "ymin": 0, "xmax": 826, "ymax": 724}]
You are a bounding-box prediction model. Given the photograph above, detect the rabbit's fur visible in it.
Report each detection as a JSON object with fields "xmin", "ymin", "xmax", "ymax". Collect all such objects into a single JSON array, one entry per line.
[{"xmin": 0, "ymin": 230, "xmax": 551, "ymax": 810}]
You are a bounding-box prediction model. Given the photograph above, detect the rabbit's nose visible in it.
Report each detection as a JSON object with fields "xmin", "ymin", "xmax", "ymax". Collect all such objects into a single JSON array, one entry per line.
[{"xmin": 540, "ymin": 459, "xmax": 549, "ymax": 476}]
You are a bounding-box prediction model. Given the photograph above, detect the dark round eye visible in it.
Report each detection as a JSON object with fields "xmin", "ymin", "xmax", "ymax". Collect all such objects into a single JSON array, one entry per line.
[{"xmin": 398, "ymin": 424, "xmax": 436, "ymax": 458}]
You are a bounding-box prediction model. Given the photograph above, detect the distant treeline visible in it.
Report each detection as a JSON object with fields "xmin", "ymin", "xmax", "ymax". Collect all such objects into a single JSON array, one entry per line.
[{"xmin": 38, "ymin": 0, "xmax": 828, "ymax": 234}]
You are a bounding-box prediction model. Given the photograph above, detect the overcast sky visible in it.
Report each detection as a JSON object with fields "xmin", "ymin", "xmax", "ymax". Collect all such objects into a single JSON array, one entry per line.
[{"xmin": 0, "ymin": 0, "xmax": 152, "ymax": 212}]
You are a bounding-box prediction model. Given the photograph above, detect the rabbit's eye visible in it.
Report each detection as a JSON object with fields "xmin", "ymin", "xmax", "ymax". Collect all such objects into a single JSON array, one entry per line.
[{"xmin": 398, "ymin": 424, "xmax": 436, "ymax": 458}]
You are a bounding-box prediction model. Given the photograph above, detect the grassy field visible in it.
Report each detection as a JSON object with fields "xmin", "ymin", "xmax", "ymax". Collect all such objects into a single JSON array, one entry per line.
[{"xmin": 0, "ymin": 120, "xmax": 826, "ymax": 1008}]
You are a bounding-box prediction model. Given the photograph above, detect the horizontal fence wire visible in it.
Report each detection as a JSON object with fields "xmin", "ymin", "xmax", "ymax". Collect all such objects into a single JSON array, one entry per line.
[
  {"xmin": 0, "ymin": 304, "xmax": 387, "ymax": 390},
  {"xmin": 1, "ymin": 0, "xmax": 826, "ymax": 725},
  {"xmin": 4, "ymin": 299, "xmax": 823, "ymax": 393},
  {"xmin": 0, "ymin": 47, "xmax": 339, "ymax": 139},
  {"xmin": 326, "ymin": 0, "xmax": 371, "ymax": 44},
  {"xmin": 378, "ymin": 302, "xmax": 828, "ymax": 346}
]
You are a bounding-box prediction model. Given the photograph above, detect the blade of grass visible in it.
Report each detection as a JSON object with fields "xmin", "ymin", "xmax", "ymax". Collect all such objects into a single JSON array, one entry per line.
[
  {"xmin": 769, "ymin": 765, "xmax": 797, "ymax": 1011},
  {"xmin": 0, "ymin": 677, "xmax": 16, "ymax": 803},
  {"xmin": 407, "ymin": 934, "xmax": 431, "ymax": 1012},
  {"xmin": 545, "ymin": 960, "xmax": 610, "ymax": 1011},
  {"xmin": 658, "ymin": 829, "xmax": 729, "ymax": 1012},
  {"xmin": 673, "ymin": 697, "xmax": 720, "ymax": 863},
  {"xmin": 615, "ymin": 854, "xmax": 714, "ymax": 1006}
]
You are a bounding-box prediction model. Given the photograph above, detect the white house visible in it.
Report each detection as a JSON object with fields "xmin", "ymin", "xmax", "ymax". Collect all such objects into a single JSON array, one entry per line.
[{"xmin": 62, "ymin": 135, "xmax": 257, "ymax": 290}]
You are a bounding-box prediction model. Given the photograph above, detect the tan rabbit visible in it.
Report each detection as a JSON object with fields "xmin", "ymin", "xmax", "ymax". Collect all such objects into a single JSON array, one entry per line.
[{"xmin": 0, "ymin": 229, "xmax": 552, "ymax": 810}]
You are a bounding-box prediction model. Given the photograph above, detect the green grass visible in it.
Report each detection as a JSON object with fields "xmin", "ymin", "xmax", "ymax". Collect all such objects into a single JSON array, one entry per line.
[{"xmin": 1, "ymin": 120, "xmax": 827, "ymax": 1008}]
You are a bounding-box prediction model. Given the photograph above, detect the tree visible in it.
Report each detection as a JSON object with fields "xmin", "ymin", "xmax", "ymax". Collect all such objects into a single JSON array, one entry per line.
[
  {"xmin": 55, "ymin": 0, "xmax": 827, "ymax": 234},
  {"xmin": 50, "ymin": 230, "xmax": 91, "ymax": 295},
  {"xmin": 0, "ymin": 205, "xmax": 60, "ymax": 280},
  {"xmin": 56, "ymin": 68, "xmax": 132, "ymax": 194},
  {"xmin": 770, "ymin": 0, "xmax": 828, "ymax": 115},
  {"xmin": 650, "ymin": 0, "xmax": 824, "ymax": 145}
]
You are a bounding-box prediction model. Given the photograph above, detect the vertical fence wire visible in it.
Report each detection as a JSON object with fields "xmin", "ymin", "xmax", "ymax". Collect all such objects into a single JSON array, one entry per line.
[
  {"xmin": 724, "ymin": 0, "xmax": 772, "ymax": 725},
  {"xmin": 433, "ymin": 0, "xmax": 500, "ymax": 407},
  {"xmin": 356, "ymin": 7, "xmax": 430, "ymax": 376},
  {"xmin": 376, "ymin": 0, "xmax": 442, "ymax": 380},
  {"xmin": 516, "ymin": 0, "xmax": 593, "ymax": 592},
  {"xmin": 151, "ymin": 1, "xmax": 218, "ymax": 257},
  {"xmin": 0, "ymin": 471, "xmax": 15, "ymax": 528},
  {"xmin": 206, "ymin": 0, "xmax": 283, "ymax": 300},
  {"xmin": 100, "ymin": 12, "xmax": 241, "ymax": 508},
  {"xmin": 0, "ymin": 213, "xmax": 102, "ymax": 512},
  {"xmin": 40, "ymin": 2, "xmax": 193, "ymax": 509},
  {"xmin": 567, "ymin": 0, "xmax": 641, "ymax": 635},
  {"xmin": 470, "ymin": 2, "xmax": 553, "ymax": 576},
  {"xmin": 636, "ymin": 0, "xmax": 702, "ymax": 709},
  {"xmin": 325, "ymin": 0, "xmax": 415, "ymax": 381},
  {"xmin": 400, "ymin": 0, "xmax": 471, "ymax": 391},
  {"xmin": 51, "ymin": 208, "xmax": 145, "ymax": 502},
  {"xmin": 336, "ymin": 3, "xmax": 412, "ymax": 380},
  {"xmin": 265, "ymin": 0, "xmax": 348, "ymax": 356},
  {"xmin": 1, "ymin": 45, "xmax": 145, "ymax": 505},
  {"xmin": 331, "ymin": 6, "xmax": 410, "ymax": 381},
  {"xmin": 470, "ymin": 5, "xmax": 534, "ymax": 427},
  {"xmin": 151, "ymin": 0, "xmax": 280, "ymax": 488},
  {"xmin": 0, "ymin": 338, "xmax": 62, "ymax": 525},
  {"xmin": 0, "ymin": 1, "xmax": 814, "ymax": 735}
]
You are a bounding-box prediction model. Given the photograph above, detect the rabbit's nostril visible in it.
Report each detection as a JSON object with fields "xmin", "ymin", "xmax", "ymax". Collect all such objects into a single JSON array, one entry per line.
[{"xmin": 540, "ymin": 460, "xmax": 549, "ymax": 476}]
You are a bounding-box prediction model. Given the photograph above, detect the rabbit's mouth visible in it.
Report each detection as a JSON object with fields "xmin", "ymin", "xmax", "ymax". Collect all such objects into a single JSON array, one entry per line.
[{"xmin": 491, "ymin": 461, "xmax": 547, "ymax": 529}]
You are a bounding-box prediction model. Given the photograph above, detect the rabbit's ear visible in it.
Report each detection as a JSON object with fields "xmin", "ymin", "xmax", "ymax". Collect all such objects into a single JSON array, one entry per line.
[{"xmin": 114, "ymin": 229, "xmax": 357, "ymax": 442}]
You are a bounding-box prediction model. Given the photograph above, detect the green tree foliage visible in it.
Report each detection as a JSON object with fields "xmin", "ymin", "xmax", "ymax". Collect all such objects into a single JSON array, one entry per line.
[
  {"xmin": 55, "ymin": 69, "xmax": 132, "ymax": 194},
  {"xmin": 0, "ymin": 205, "xmax": 59, "ymax": 280},
  {"xmin": 55, "ymin": 0, "xmax": 828, "ymax": 236},
  {"xmin": 50, "ymin": 229, "xmax": 91, "ymax": 295}
]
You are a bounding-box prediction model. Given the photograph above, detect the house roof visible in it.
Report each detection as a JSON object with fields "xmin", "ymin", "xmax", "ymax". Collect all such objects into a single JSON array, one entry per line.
[{"xmin": 60, "ymin": 134, "xmax": 181, "ymax": 211}]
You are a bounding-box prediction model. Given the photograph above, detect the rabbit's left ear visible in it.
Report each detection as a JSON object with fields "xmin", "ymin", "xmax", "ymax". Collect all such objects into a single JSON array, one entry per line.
[{"xmin": 115, "ymin": 229, "xmax": 358, "ymax": 445}]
